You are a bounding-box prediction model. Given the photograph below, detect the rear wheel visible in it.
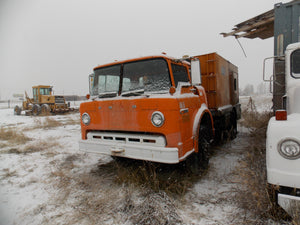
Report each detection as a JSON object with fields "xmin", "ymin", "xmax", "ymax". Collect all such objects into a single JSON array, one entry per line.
[
  {"xmin": 14, "ymin": 105, "xmax": 21, "ymax": 115},
  {"xmin": 32, "ymin": 104, "xmax": 41, "ymax": 116},
  {"xmin": 230, "ymin": 111, "xmax": 237, "ymax": 140},
  {"xmin": 41, "ymin": 104, "xmax": 51, "ymax": 115}
]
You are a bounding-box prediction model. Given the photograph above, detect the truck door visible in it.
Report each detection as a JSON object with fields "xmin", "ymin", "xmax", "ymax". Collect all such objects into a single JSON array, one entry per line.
[
  {"xmin": 171, "ymin": 63, "xmax": 200, "ymax": 155},
  {"xmin": 287, "ymin": 46, "xmax": 300, "ymax": 114},
  {"xmin": 33, "ymin": 88, "xmax": 38, "ymax": 103}
]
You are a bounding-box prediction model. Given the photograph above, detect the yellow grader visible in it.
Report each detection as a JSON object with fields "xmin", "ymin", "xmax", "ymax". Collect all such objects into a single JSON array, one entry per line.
[{"xmin": 14, "ymin": 85, "xmax": 72, "ymax": 116}]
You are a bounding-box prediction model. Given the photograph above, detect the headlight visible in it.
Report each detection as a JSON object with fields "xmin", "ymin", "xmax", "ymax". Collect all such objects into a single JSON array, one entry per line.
[
  {"xmin": 151, "ymin": 111, "xmax": 165, "ymax": 127},
  {"xmin": 278, "ymin": 139, "xmax": 300, "ymax": 159},
  {"xmin": 81, "ymin": 113, "xmax": 91, "ymax": 125}
]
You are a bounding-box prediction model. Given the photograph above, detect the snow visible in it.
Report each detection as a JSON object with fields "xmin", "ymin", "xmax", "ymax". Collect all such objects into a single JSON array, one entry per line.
[
  {"xmin": 239, "ymin": 94, "xmax": 273, "ymax": 112},
  {"xmin": 0, "ymin": 108, "xmax": 100, "ymax": 224},
  {"xmin": 0, "ymin": 95, "xmax": 275, "ymax": 224}
]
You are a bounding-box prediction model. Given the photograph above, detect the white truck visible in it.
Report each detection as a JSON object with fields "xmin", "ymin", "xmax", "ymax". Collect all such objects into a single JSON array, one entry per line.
[
  {"xmin": 266, "ymin": 42, "xmax": 300, "ymax": 215},
  {"xmin": 222, "ymin": 1, "xmax": 300, "ymax": 216}
]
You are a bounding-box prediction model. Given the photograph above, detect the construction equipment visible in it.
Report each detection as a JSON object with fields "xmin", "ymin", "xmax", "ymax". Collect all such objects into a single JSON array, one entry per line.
[{"xmin": 14, "ymin": 85, "xmax": 71, "ymax": 116}]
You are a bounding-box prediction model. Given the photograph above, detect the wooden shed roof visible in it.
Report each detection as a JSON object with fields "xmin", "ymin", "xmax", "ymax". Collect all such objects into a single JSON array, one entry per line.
[{"xmin": 221, "ymin": 9, "xmax": 274, "ymax": 39}]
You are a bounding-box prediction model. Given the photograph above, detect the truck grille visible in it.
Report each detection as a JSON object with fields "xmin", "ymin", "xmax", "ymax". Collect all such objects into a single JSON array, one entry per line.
[{"xmin": 87, "ymin": 131, "xmax": 166, "ymax": 147}]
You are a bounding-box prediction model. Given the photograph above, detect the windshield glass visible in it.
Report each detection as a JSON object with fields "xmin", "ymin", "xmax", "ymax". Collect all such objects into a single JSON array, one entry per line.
[
  {"xmin": 122, "ymin": 59, "xmax": 171, "ymax": 94},
  {"xmin": 291, "ymin": 49, "xmax": 300, "ymax": 78},
  {"xmin": 92, "ymin": 65, "xmax": 121, "ymax": 96},
  {"xmin": 91, "ymin": 58, "xmax": 171, "ymax": 97},
  {"xmin": 39, "ymin": 88, "xmax": 51, "ymax": 95}
]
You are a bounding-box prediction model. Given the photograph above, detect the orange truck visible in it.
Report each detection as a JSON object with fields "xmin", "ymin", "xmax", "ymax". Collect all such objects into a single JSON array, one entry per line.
[{"xmin": 79, "ymin": 53, "xmax": 241, "ymax": 165}]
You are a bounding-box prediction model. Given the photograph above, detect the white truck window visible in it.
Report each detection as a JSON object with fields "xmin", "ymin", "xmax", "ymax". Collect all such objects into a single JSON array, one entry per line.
[{"xmin": 291, "ymin": 49, "xmax": 300, "ymax": 78}]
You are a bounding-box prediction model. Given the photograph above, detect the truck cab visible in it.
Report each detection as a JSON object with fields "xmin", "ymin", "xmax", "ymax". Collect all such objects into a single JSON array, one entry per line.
[
  {"xmin": 32, "ymin": 85, "xmax": 52, "ymax": 103},
  {"xmin": 79, "ymin": 55, "xmax": 214, "ymax": 164},
  {"xmin": 79, "ymin": 53, "xmax": 240, "ymax": 165},
  {"xmin": 266, "ymin": 42, "xmax": 300, "ymax": 215}
]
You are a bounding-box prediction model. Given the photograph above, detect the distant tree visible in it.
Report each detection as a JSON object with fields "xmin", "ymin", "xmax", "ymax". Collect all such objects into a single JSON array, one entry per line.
[
  {"xmin": 256, "ymin": 82, "xmax": 268, "ymax": 95},
  {"xmin": 242, "ymin": 84, "xmax": 254, "ymax": 96}
]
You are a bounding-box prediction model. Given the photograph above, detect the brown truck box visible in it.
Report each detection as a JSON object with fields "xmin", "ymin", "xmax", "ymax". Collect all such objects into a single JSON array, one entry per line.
[{"xmin": 194, "ymin": 53, "xmax": 239, "ymax": 110}]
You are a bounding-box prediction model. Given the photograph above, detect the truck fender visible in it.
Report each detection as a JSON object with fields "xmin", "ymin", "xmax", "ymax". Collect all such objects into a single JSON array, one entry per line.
[{"xmin": 192, "ymin": 103, "xmax": 214, "ymax": 152}]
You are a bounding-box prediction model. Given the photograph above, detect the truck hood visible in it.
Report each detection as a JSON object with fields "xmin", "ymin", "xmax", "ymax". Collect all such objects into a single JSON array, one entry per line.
[{"xmin": 80, "ymin": 96, "xmax": 182, "ymax": 133}]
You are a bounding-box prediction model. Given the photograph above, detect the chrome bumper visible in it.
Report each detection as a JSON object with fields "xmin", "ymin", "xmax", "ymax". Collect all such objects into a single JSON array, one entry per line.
[
  {"xmin": 79, "ymin": 131, "xmax": 179, "ymax": 164},
  {"xmin": 278, "ymin": 193, "xmax": 300, "ymax": 217}
]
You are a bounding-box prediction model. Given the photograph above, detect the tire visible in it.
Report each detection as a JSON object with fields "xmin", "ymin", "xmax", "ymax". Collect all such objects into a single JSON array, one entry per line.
[
  {"xmin": 230, "ymin": 111, "xmax": 237, "ymax": 140},
  {"xmin": 193, "ymin": 125, "xmax": 210, "ymax": 171},
  {"xmin": 32, "ymin": 104, "xmax": 41, "ymax": 116},
  {"xmin": 41, "ymin": 104, "xmax": 51, "ymax": 115},
  {"xmin": 14, "ymin": 105, "xmax": 21, "ymax": 115}
]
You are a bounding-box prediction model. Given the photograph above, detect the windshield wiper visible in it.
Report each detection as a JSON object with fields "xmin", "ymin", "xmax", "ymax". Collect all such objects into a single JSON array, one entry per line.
[
  {"xmin": 121, "ymin": 89, "xmax": 145, "ymax": 97},
  {"xmin": 98, "ymin": 92, "xmax": 117, "ymax": 98}
]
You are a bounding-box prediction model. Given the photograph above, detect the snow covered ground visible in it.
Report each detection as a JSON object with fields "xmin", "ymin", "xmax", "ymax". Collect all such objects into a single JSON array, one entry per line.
[{"xmin": 0, "ymin": 95, "xmax": 275, "ymax": 224}]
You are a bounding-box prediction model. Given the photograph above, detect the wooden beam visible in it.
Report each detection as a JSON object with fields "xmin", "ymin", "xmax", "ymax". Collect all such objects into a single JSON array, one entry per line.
[
  {"xmin": 221, "ymin": 17, "xmax": 274, "ymax": 38},
  {"xmin": 235, "ymin": 23, "xmax": 274, "ymax": 39}
]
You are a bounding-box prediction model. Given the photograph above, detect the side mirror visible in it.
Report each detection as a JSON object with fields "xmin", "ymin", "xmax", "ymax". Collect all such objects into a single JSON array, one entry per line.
[
  {"xmin": 191, "ymin": 58, "xmax": 201, "ymax": 85},
  {"xmin": 89, "ymin": 73, "xmax": 95, "ymax": 95}
]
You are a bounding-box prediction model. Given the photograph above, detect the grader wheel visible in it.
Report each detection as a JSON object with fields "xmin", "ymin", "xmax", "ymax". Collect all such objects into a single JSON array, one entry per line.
[
  {"xmin": 41, "ymin": 104, "xmax": 51, "ymax": 115},
  {"xmin": 14, "ymin": 105, "xmax": 21, "ymax": 115},
  {"xmin": 32, "ymin": 104, "xmax": 41, "ymax": 116}
]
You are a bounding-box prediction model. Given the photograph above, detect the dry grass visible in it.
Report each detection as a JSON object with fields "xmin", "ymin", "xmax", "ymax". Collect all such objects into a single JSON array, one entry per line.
[
  {"xmin": 292, "ymin": 207, "xmax": 300, "ymax": 225},
  {"xmin": 234, "ymin": 98, "xmax": 294, "ymax": 223},
  {"xmin": 0, "ymin": 143, "xmax": 8, "ymax": 148},
  {"xmin": 63, "ymin": 116, "xmax": 80, "ymax": 126},
  {"xmin": 240, "ymin": 98, "xmax": 273, "ymax": 137},
  {"xmin": 2, "ymin": 139, "xmax": 61, "ymax": 154},
  {"xmin": 129, "ymin": 191, "xmax": 182, "ymax": 225},
  {"xmin": 24, "ymin": 116, "xmax": 79, "ymax": 131},
  {"xmin": 42, "ymin": 156, "xmax": 202, "ymax": 224},
  {"xmin": 43, "ymin": 117, "xmax": 64, "ymax": 128},
  {"xmin": 0, "ymin": 127, "xmax": 32, "ymax": 145},
  {"xmin": 35, "ymin": 117, "xmax": 64, "ymax": 128},
  {"xmin": 22, "ymin": 139, "xmax": 61, "ymax": 154},
  {"xmin": 22, "ymin": 118, "xmax": 64, "ymax": 131},
  {"xmin": 1, "ymin": 168, "xmax": 18, "ymax": 180},
  {"xmin": 104, "ymin": 159, "xmax": 206, "ymax": 196}
]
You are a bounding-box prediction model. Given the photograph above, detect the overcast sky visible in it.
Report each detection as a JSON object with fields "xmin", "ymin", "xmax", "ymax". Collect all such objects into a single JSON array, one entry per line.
[{"xmin": 0, "ymin": 0, "xmax": 291, "ymax": 99}]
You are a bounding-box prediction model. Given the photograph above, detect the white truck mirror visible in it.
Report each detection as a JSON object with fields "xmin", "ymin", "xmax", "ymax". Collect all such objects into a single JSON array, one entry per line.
[
  {"xmin": 89, "ymin": 73, "xmax": 95, "ymax": 95},
  {"xmin": 191, "ymin": 58, "xmax": 201, "ymax": 85}
]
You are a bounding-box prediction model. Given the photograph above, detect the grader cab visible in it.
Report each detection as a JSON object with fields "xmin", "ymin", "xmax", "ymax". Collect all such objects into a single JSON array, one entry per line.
[{"xmin": 14, "ymin": 85, "xmax": 71, "ymax": 116}]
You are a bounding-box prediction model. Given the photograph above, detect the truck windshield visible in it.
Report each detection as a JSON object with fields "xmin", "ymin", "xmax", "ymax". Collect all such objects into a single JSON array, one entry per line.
[
  {"xmin": 122, "ymin": 59, "xmax": 171, "ymax": 95},
  {"xmin": 291, "ymin": 49, "xmax": 300, "ymax": 78},
  {"xmin": 93, "ymin": 65, "xmax": 121, "ymax": 96},
  {"xmin": 92, "ymin": 59, "xmax": 171, "ymax": 97}
]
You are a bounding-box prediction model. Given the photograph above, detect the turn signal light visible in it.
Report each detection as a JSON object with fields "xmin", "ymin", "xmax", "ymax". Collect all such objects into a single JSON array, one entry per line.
[
  {"xmin": 86, "ymin": 94, "xmax": 90, "ymax": 100},
  {"xmin": 275, "ymin": 110, "xmax": 287, "ymax": 121}
]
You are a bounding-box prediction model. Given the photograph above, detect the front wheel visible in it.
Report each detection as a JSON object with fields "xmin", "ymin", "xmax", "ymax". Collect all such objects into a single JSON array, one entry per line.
[
  {"xmin": 14, "ymin": 105, "xmax": 21, "ymax": 115},
  {"xmin": 193, "ymin": 125, "xmax": 210, "ymax": 171}
]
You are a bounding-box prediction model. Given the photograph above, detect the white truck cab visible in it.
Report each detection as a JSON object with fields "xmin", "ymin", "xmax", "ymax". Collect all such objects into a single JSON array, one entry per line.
[{"xmin": 266, "ymin": 42, "xmax": 300, "ymax": 215}]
